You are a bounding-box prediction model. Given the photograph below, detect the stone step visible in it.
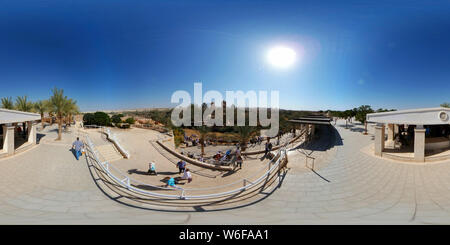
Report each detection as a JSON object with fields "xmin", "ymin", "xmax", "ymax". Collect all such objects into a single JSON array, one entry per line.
[{"xmin": 95, "ymin": 144, "xmax": 123, "ymax": 162}]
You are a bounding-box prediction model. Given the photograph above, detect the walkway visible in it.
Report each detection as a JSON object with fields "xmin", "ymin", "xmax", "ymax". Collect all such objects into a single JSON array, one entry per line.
[{"xmin": 1, "ymin": 121, "xmax": 450, "ymax": 224}]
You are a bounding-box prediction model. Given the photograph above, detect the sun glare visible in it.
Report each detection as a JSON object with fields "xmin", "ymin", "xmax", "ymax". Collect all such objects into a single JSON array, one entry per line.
[{"xmin": 267, "ymin": 46, "xmax": 296, "ymax": 68}]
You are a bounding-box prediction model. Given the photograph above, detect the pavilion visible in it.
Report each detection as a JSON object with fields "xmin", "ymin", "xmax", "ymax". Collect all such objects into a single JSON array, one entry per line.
[
  {"xmin": 288, "ymin": 114, "xmax": 332, "ymax": 139},
  {"xmin": 366, "ymin": 107, "xmax": 450, "ymax": 162},
  {"xmin": 0, "ymin": 109, "xmax": 41, "ymax": 158}
]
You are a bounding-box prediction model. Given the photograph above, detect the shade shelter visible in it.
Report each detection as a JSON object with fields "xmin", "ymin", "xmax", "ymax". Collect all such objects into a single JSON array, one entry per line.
[
  {"xmin": 288, "ymin": 115, "xmax": 332, "ymax": 139},
  {"xmin": 0, "ymin": 109, "xmax": 41, "ymax": 158},
  {"xmin": 366, "ymin": 107, "xmax": 450, "ymax": 162}
]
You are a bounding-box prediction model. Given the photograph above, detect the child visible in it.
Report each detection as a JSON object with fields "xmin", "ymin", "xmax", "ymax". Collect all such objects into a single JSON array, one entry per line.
[{"xmin": 148, "ymin": 162, "xmax": 157, "ymax": 175}]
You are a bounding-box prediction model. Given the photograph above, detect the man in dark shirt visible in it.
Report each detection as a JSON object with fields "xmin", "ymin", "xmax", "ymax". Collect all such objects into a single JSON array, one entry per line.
[{"xmin": 177, "ymin": 160, "xmax": 186, "ymax": 174}]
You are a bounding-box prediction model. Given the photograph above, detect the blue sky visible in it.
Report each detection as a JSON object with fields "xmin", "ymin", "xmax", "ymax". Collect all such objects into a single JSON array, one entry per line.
[{"xmin": 0, "ymin": 0, "xmax": 449, "ymax": 111}]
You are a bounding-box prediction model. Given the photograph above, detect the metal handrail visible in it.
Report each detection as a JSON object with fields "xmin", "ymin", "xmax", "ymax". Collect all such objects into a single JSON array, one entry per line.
[
  {"xmin": 83, "ymin": 133, "xmax": 289, "ymax": 200},
  {"xmin": 83, "ymin": 125, "xmax": 130, "ymax": 158}
]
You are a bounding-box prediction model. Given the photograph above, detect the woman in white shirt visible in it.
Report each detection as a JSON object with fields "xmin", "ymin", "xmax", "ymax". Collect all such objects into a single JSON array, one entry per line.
[{"xmin": 182, "ymin": 168, "xmax": 193, "ymax": 183}]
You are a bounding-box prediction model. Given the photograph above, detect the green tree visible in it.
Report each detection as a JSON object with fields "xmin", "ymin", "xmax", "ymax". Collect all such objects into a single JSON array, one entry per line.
[
  {"xmin": 111, "ymin": 114, "xmax": 123, "ymax": 124},
  {"xmin": 125, "ymin": 117, "xmax": 135, "ymax": 125},
  {"xmin": 441, "ymin": 102, "xmax": 450, "ymax": 108},
  {"xmin": 48, "ymin": 87, "xmax": 68, "ymax": 140},
  {"xmin": 196, "ymin": 125, "xmax": 210, "ymax": 156},
  {"xmin": 15, "ymin": 96, "xmax": 34, "ymax": 134},
  {"xmin": 355, "ymin": 105, "xmax": 374, "ymax": 135},
  {"xmin": 1, "ymin": 97, "xmax": 14, "ymax": 109},
  {"xmin": 93, "ymin": 111, "xmax": 111, "ymax": 126},
  {"xmin": 83, "ymin": 113, "xmax": 95, "ymax": 125},
  {"xmin": 15, "ymin": 96, "xmax": 34, "ymax": 112},
  {"xmin": 63, "ymin": 99, "xmax": 79, "ymax": 127},
  {"xmin": 237, "ymin": 126, "xmax": 257, "ymax": 151},
  {"xmin": 342, "ymin": 110, "xmax": 353, "ymax": 128},
  {"xmin": 34, "ymin": 100, "xmax": 48, "ymax": 128}
]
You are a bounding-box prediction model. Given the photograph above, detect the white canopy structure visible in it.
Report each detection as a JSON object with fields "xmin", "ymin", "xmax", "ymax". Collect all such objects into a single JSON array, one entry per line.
[
  {"xmin": 0, "ymin": 109, "xmax": 41, "ymax": 158},
  {"xmin": 367, "ymin": 107, "xmax": 450, "ymax": 125},
  {"xmin": 0, "ymin": 109, "xmax": 41, "ymax": 124},
  {"xmin": 366, "ymin": 107, "xmax": 450, "ymax": 162}
]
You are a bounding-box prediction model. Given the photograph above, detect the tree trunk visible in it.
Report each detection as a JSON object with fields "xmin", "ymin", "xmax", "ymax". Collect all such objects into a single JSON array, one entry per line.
[
  {"xmin": 41, "ymin": 113, "xmax": 44, "ymax": 128},
  {"xmin": 201, "ymin": 140, "xmax": 205, "ymax": 156},
  {"xmin": 364, "ymin": 122, "xmax": 368, "ymax": 135},
  {"xmin": 241, "ymin": 141, "xmax": 247, "ymax": 151},
  {"xmin": 57, "ymin": 114, "xmax": 62, "ymax": 140}
]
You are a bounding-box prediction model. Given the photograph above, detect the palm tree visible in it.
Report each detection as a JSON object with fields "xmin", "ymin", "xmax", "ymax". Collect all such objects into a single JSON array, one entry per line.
[
  {"xmin": 15, "ymin": 96, "xmax": 34, "ymax": 112},
  {"xmin": 196, "ymin": 125, "xmax": 210, "ymax": 156},
  {"xmin": 48, "ymin": 87, "xmax": 68, "ymax": 141},
  {"xmin": 15, "ymin": 96, "xmax": 34, "ymax": 134},
  {"xmin": 63, "ymin": 99, "xmax": 79, "ymax": 127},
  {"xmin": 1, "ymin": 97, "xmax": 14, "ymax": 109},
  {"xmin": 441, "ymin": 102, "xmax": 450, "ymax": 108},
  {"xmin": 34, "ymin": 100, "xmax": 48, "ymax": 128},
  {"xmin": 355, "ymin": 105, "xmax": 374, "ymax": 135},
  {"xmin": 237, "ymin": 126, "xmax": 256, "ymax": 151}
]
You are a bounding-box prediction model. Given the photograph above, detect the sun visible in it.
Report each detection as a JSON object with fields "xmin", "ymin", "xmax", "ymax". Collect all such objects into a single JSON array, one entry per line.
[{"xmin": 267, "ymin": 46, "xmax": 296, "ymax": 68}]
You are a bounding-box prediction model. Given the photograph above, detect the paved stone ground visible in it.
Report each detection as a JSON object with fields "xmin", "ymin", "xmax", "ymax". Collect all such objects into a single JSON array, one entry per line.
[{"xmin": 1, "ymin": 120, "xmax": 450, "ymax": 224}]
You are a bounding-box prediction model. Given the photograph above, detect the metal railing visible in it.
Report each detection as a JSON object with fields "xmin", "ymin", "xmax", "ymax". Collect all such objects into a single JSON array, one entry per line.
[
  {"xmin": 83, "ymin": 125, "xmax": 130, "ymax": 158},
  {"xmin": 83, "ymin": 133, "xmax": 289, "ymax": 200}
]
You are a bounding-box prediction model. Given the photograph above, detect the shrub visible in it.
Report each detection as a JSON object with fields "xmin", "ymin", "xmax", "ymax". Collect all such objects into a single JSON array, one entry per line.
[
  {"xmin": 125, "ymin": 117, "xmax": 135, "ymax": 124},
  {"xmin": 118, "ymin": 123, "xmax": 130, "ymax": 129},
  {"xmin": 83, "ymin": 113, "xmax": 95, "ymax": 125},
  {"xmin": 93, "ymin": 111, "xmax": 111, "ymax": 126},
  {"xmin": 111, "ymin": 114, "xmax": 123, "ymax": 124}
]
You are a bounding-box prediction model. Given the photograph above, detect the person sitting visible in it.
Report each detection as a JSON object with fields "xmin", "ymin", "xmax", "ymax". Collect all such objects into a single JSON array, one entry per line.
[
  {"xmin": 148, "ymin": 162, "xmax": 157, "ymax": 175},
  {"xmin": 166, "ymin": 177, "xmax": 177, "ymax": 188},
  {"xmin": 214, "ymin": 152, "xmax": 222, "ymax": 161}
]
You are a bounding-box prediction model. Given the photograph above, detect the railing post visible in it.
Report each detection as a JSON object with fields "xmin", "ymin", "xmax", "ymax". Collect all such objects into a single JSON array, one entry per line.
[{"xmin": 243, "ymin": 179, "xmax": 246, "ymax": 187}]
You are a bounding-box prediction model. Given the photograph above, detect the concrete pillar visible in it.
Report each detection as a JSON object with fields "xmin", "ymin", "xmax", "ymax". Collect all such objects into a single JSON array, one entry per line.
[
  {"xmin": 374, "ymin": 124, "xmax": 385, "ymax": 156},
  {"xmin": 27, "ymin": 121, "xmax": 37, "ymax": 144},
  {"xmin": 2, "ymin": 124, "xmax": 15, "ymax": 155},
  {"xmin": 414, "ymin": 125, "xmax": 426, "ymax": 162},
  {"xmin": 387, "ymin": 124, "xmax": 394, "ymax": 142}
]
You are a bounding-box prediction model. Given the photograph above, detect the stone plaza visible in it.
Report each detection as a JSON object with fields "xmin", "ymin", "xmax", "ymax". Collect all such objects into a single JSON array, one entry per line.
[{"xmin": 1, "ymin": 118, "xmax": 450, "ymax": 224}]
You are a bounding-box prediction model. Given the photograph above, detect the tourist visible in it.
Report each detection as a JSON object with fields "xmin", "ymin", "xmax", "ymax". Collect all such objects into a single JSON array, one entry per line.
[
  {"xmin": 182, "ymin": 168, "xmax": 193, "ymax": 183},
  {"xmin": 148, "ymin": 162, "xmax": 157, "ymax": 175},
  {"xmin": 72, "ymin": 137, "xmax": 84, "ymax": 161},
  {"xmin": 236, "ymin": 147, "xmax": 241, "ymax": 158},
  {"xmin": 177, "ymin": 160, "xmax": 186, "ymax": 174},
  {"xmin": 166, "ymin": 177, "xmax": 176, "ymax": 187},
  {"xmin": 264, "ymin": 142, "xmax": 269, "ymax": 155},
  {"xmin": 236, "ymin": 156, "xmax": 243, "ymax": 169}
]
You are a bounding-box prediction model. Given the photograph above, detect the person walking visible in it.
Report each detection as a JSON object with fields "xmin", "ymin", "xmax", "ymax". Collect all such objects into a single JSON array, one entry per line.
[
  {"xmin": 72, "ymin": 137, "xmax": 84, "ymax": 161},
  {"xmin": 236, "ymin": 156, "xmax": 243, "ymax": 169},
  {"xmin": 177, "ymin": 160, "xmax": 186, "ymax": 174}
]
